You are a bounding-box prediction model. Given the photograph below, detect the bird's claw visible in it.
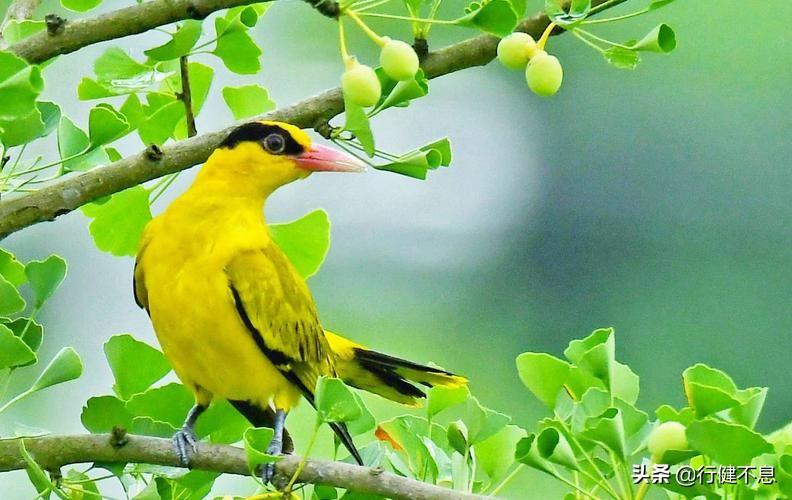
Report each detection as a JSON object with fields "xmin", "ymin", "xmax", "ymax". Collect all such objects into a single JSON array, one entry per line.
[
  {"xmin": 260, "ymin": 438, "xmax": 283, "ymax": 483},
  {"xmin": 173, "ymin": 426, "xmax": 199, "ymax": 466}
]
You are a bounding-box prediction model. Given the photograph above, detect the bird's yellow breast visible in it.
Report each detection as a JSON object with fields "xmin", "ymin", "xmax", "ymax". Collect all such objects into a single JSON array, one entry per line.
[{"xmin": 137, "ymin": 195, "xmax": 301, "ymax": 409}]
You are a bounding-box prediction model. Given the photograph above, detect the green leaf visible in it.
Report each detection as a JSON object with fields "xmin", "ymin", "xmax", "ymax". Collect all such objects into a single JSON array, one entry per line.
[
  {"xmin": 64, "ymin": 470, "xmax": 100, "ymax": 499},
  {"xmin": 213, "ymin": 29, "xmax": 261, "ymax": 74},
  {"xmin": 683, "ymin": 364, "xmax": 740, "ymax": 417},
  {"xmin": 0, "ymin": 324, "xmax": 36, "ymax": 369},
  {"xmin": 729, "ymin": 386, "xmax": 767, "ymax": 429},
  {"xmin": 0, "ymin": 274, "xmax": 25, "ymax": 316},
  {"xmin": 0, "ymin": 52, "xmax": 43, "ymax": 120},
  {"xmin": 629, "ymin": 24, "xmax": 676, "ymax": 53},
  {"xmin": 537, "ymin": 427, "xmax": 579, "ymax": 470},
  {"xmin": 686, "ymin": 419, "xmax": 773, "ymax": 465},
  {"xmin": 30, "ymin": 347, "xmax": 83, "ymax": 392},
  {"xmin": 130, "ymin": 416, "xmax": 177, "ymax": 438},
  {"xmin": 611, "ymin": 361, "xmax": 639, "ymax": 405},
  {"xmin": 195, "ymin": 399, "xmax": 252, "ymax": 443},
  {"xmin": 464, "ymin": 397, "xmax": 510, "ymax": 444},
  {"xmin": 88, "ymin": 104, "xmax": 129, "ymax": 147},
  {"xmin": 222, "ymin": 84, "xmax": 276, "ymax": 120},
  {"xmin": 18, "ymin": 440, "xmax": 58, "ymax": 500},
  {"xmin": 343, "ymin": 94, "xmax": 375, "ymax": 156},
  {"xmin": 1, "ymin": 317, "xmax": 43, "ymax": 352},
  {"xmin": 564, "ymin": 327, "xmax": 615, "ymax": 388},
  {"xmin": 94, "ymin": 48, "xmax": 151, "ymax": 81},
  {"xmin": 82, "ymin": 186, "xmax": 153, "ymax": 257},
  {"xmin": 138, "ymin": 100, "xmax": 185, "ymax": 145},
  {"xmin": 103, "ymin": 334, "xmax": 171, "ymax": 399},
  {"xmin": 346, "ymin": 391, "xmax": 376, "ymax": 436},
  {"xmin": 126, "ymin": 383, "xmax": 194, "ymax": 428},
  {"xmin": 374, "ymin": 69, "xmax": 429, "ymax": 113},
  {"xmin": 25, "ymin": 255, "xmax": 67, "ymax": 308},
  {"xmin": 57, "ymin": 116, "xmax": 109, "ymax": 172},
  {"xmin": 427, "ymin": 384, "xmax": 470, "ymax": 418},
  {"xmin": 514, "ymin": 434, "xmax": 552, "ymax": 473},
  {"xmin": 581, "ymin": 407, "xmax": 626, "ymax": 460},
  {"xmin": 603, "ymin": 47, "xmax": 641, "ymax": 69},
  {"xmin": 144, "ymin": 20, "xmax": 203, "ymax": 61},
  {"xmin": 475, "ymin": 425, "xmax": 527, "ymax": 481},
  {"xmin": 1, "ymin": 100, "xmax": 61, "ymax": 148},
  {"xmin": 447, "ymin": 420, "xmax": 468, "ymax": 455},
  {"xmin": 649, "ymin": 0, "xmax": 678, "ymax": 10},
  {"xmin": 269, "ymin": 209, "xmax": 331, "ymax": 279},
  {"xmin": 2, "ymin": 20, "xmax": 45, "ymax": 44},
  {"xmin": 316, "ymin": 377, "xmax": 362, "ymax": 423},
  {"xmin": 544, "ymin": 0, "xmax": 590, "ymax": 27},
  {"xmin": 0, "ymin": 249, "xmax": 26, "ymax": 286},
  {"xmin": 420, "ymin": 137, "xmax": 452, "ymax": 166},
  {"xmin": 81, "ymin": 395, "xmax": 134, "ymax": 433},
  {"xmin": 61, "ymin": 0, "xmax": 102, "ymax": 12},
  {"xmin": 456, "ymin": 0, "xmax": 518, "ymax": 37},
  {"xmin": 655, "ymin": 404, "xmax": 696, "ymax": 425},
  {"xmin": 516, "ymin": 352, "xmax": 572, "ymax": 409},
  {"xmin": 242, "ymin": 426, "xmax": 278, "ymax": 474}
]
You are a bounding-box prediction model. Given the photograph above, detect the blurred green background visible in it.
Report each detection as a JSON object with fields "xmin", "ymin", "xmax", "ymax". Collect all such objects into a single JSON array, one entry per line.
[{"xmin": 2, "ymin": 0, "xmax": 790, "ymax": 497}]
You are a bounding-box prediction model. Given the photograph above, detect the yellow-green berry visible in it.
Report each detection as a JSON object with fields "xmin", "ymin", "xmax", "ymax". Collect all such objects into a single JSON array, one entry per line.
[
  {"xmin": 497, "ymin": 32, "xmax": 537, "ymax": 70},
  {"xmin": 342, "ymin": 58, "xmax": 381, "ymax": 107},
  {"xmin": 525, "ymin": 51, "xmax": 563, "ymax": 96},
  {"xmin": 380, "ymin": 37, "xmax": 419, "ymax": 81},
  {"xmin": 647, "ymin": 421, "xmax": 688, "ymax": 460}
]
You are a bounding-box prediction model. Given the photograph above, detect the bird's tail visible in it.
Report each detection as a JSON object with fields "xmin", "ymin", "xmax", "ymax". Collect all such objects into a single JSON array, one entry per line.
[{"xmin": 325, "ymin": 331, "xmax": 468, "ymax": 407}]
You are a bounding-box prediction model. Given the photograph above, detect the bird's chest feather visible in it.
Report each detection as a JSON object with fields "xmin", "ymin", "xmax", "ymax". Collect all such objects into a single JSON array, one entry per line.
[{"xmin": 141, "ymin": 212, "xmax": 293, "ymax": 404}]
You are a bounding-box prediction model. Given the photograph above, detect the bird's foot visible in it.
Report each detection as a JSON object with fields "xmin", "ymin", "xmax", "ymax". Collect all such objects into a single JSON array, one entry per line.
[
  {"xmin": 172, "ymin": 426, "xmax": 199, "ymax": 466},
  {"xmin": 260, "ymin": 438, "xmax": 284, "ymax": 483}
]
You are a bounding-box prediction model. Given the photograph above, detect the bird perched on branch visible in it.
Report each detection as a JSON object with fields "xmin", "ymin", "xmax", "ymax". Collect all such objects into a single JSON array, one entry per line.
[{"xmin": 133, "ymin": 121, "xmax": 466, "ymax": 479}]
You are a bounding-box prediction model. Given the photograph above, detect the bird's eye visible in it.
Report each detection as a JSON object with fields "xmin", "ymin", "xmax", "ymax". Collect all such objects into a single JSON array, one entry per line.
[{"xmin": 263, "ymin": 133, "xmax": 286, "ymax": 154}]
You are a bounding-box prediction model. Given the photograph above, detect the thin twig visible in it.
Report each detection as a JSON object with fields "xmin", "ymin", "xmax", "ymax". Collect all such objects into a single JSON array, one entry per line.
[{"xmin": 178, "ymin": 55, "xmax": 198, "ymax": 138}]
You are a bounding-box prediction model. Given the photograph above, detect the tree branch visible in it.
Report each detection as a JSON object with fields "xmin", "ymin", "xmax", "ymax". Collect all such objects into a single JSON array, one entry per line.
[
  {"xmin": 7, "ymin": 0, "xmax": 341, "ymax": 64},
  {"xmin": 0, "ymin": 0, "xmax": 627, "ymax": 239},
  {"xmin": 0, "ymin": 433, "xmax": 488, "ymax": 500}
]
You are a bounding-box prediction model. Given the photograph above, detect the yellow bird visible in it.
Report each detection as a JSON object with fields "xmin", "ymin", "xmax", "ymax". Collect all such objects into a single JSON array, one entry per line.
[{"xmin": 134, "ymin": 121, "xmax": 465, "ymax": 478}]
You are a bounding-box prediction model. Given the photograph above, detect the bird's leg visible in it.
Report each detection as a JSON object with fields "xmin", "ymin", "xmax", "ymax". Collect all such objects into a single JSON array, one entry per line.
[
  {"xmin": 262, "ymin": 408, "xmax": 287, "ymax": 483},
  {"xmin": 173, "ymin": 404, "xmax": 206, "ymax": 466}
]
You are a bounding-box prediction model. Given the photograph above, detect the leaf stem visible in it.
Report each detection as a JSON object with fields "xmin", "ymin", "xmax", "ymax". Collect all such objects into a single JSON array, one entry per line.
[
  {"xmin": 356, "ymin": 11, "xmax": 455, "ymax": 25},
  {"xmin": 575, "ymin": 28, "xmax": 633, "ymax": 49},
  {"xmin": 338, "ymin": 17, "xmax": 351, "ymax": 63},
  {"xmin": 345, "ymin": 9, "xmax": 386, "ymax": 46},
  {"xmin": 571, "ymin": 29, "xmax": 606, "ymax": 54},
  {"xmin": 549, "ymin": 465, "xmax": 604, "ymax": 500},
  {"xmin": 537, "ymin": 21, "xmax": 557, "ymax": 50},
  {"xmin": 488, "ymin": 463, "xmax": 524, "ymax": 496},
  {"xmin": 583, "ymin": 8, "xmax": 649, "ymax": 24},
  {"xmin": 284, "ymin": 418, "xmax": 322, "ymax": 494}
]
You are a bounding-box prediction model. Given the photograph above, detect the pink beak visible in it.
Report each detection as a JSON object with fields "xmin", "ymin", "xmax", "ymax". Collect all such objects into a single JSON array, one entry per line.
[{"xmin": 294, "ymin": 144, "xmax": 366, "ymax": 173}]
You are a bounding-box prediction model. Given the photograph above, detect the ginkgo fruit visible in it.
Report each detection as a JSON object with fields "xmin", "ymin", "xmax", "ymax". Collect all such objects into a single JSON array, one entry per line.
[
  {"xmin": 525, "ymin": 51, "xmax": 563, "ymax": 96},
  {"xmin": 342, "ymin": 57, "xmax": 382, "ymax": 107},
  {"xmin": 647, "ymin": 421, "xmax": 688, "ymax": 460},
  {"xmin": 380, "ymin": 37, "xmax": 419, "ymax": 81},
  {"xmin": 497, "ymin": 32, "xmax": 537, "ymax": 69}
]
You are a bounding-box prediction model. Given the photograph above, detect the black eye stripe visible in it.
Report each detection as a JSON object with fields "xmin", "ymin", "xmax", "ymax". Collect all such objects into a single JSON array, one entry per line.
[{"xmin": 219, "ymin": 122, "xmax": 305, "ymax": 155}]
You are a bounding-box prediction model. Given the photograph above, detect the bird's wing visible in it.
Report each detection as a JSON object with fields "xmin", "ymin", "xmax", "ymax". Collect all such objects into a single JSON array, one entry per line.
[
  {"xmin": 226, "ymin": 247, "xmax": 362, "ymax": 465},
  {"xmin": 224, "ymin": 245, "xmax": 333, "ymax": 389}
]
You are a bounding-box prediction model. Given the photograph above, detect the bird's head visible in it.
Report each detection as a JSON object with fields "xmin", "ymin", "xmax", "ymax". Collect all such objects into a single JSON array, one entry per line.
[{"xmin": 198, "ymin": 120, "xmax": 365, "ymax": 196}]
